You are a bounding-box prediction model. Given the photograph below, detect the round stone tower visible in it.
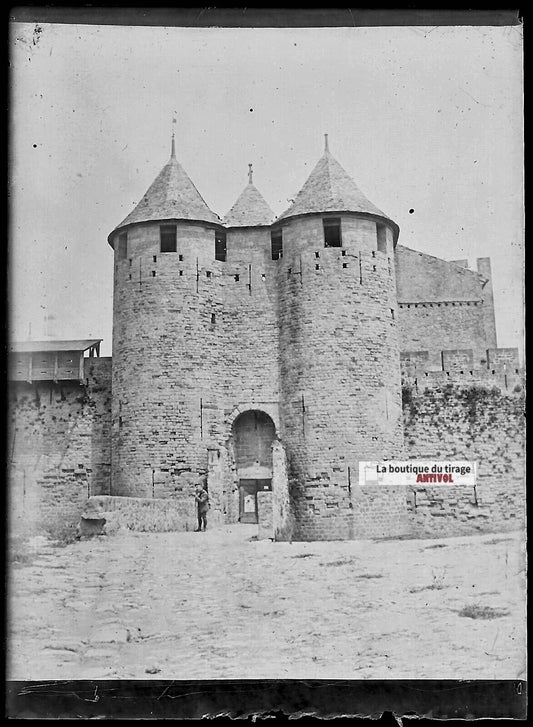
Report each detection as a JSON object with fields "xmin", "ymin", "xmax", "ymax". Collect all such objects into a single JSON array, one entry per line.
[
  {"xmin": 275, "ymin": 136, "xmax": 405, "ymax": 540},
  {"xmin": 108, "ymin": 136, "xmax": 225, "ymax": 497}
]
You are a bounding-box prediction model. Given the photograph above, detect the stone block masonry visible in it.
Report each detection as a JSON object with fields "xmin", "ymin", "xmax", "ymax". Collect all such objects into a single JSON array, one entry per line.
[
  {"xmin": 8, "ymin": 358, "xmax": 112, "ymax": 536},
  {"xmin": 401, "ymin": 347, "xmax": 523, "ymax": 395},
  {"xmin": 82, "ymin": 495, "xmax": 197, "ymax": 532},
  {"xmin": 403, "ymin": 381, "xmax": 525, "ymax": 537},
  {"xmin": 111, "ymin": 222, "xmax": 281, "ymax": 501},
  {"xmin": 277, "ymin": 215, "xmax": 404, "ymax": 541},
  {"xmin": 396, "ymin": 246, "xmax": 497, "ymax": 367}
]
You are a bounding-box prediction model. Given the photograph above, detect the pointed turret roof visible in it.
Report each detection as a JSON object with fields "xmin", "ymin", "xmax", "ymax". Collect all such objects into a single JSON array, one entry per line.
[
  {"xmin": 276, "ymin": 136, "xmax": 399, "ymax": 242},
  {"xmin": 109, "ymin": 137, "xmax": 220, "ymax": 242},
  {"xmin": 223, "ymin": 164, "xmax": 275, "ymax": 227}
]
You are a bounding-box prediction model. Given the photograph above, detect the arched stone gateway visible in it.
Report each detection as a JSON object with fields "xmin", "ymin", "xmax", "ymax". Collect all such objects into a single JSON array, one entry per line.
[{"xmin": 232, "ymin": 410, "xmax": 276, "ymax": 524}]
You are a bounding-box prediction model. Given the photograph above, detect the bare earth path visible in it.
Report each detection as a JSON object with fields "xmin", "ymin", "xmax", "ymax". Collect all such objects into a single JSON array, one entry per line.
[{"xmin": 7, "ymin": 526, "xmax": 526, "ymax": 680}]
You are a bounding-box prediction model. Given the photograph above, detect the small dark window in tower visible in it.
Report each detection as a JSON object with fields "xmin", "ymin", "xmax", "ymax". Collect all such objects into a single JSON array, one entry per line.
[
  {"xmin": 215, "ymin": 231, "xmax": 227, "ymax": 262},
  {"xmin": 117, "ymin": 232, "xmax": 128, "ymax": 260},
  {"xmin": 206, "ymin": 270, "xmax": 212, "ymax": 278},
  {"xmin": 179, "ymin": 270, "xmax": 183, "ymax": 276},
  {"xmin": 160, "ymin": 224, "xmax": 177, "ymax": 253},
  {"xmin": 129, "ymin": 258, "xmax": 132, "ymax": 266},
  {"xmin": 271, "ymin": 229, "xmax": 283, "ymax": 260},
  {"xmin": 128, "ymin": 274, "xmax": 132, "ymax": 280},
  {"xmin": 377, "ymin": 223, "xmax": 387, "ymax": 253},
  {"xmin": 391, "ymin": 308, "xmax": 395, "ymax": 319},
  {"xmin": 152, "ymin": 270, "xmax": 156, "ymax": 277},
  {"xmin": 315, "ymin": 264, "xmax": 320, "ymax": 270},
  {"xmin": 211, "ymin": 313, "xmax": 216, "ymax": 325},
  {"xmin": 323, "ymin": 217, "xmax": 341, "ymax": 247},
  {"xmin": 234, "ymin": 274, "xmax": 240, "ymax": 282},
  {"xmin": 342, "ymin": 262, "xmax": 348, "ymax": 268},
  {"xmin": 315, "ymin": 251, "xmax": 320, "ymax": 258},
  {"xmin": 341, "ymin": 250, "xmax": 346, "ymax": 256},
  {"xmin": 179, "ymin": 254, "xmax": 183, "ymax": 261},
  {"xmin": 153, "ymin": 255, "xmax": 157, "ymax": 263}
]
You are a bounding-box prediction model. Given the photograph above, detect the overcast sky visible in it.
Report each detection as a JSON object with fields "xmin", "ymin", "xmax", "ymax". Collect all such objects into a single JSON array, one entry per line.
[{"xmin": 9, "ymin": 22, "xmax": 523, "ymax": 358}]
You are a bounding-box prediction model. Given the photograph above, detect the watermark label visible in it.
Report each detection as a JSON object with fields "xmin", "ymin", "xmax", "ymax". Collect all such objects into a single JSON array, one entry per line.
[{"xmin": 358, "ymin": 461, "xmax": 477, "ymax": 487}]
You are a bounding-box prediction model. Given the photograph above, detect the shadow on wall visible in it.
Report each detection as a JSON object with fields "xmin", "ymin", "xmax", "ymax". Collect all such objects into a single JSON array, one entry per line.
[{"xmin": 88, "ymin": 359, "xmax": 113, "ymax": 497}]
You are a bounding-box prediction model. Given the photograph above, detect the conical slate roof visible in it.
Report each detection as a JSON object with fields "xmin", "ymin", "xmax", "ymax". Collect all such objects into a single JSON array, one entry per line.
[
  {"xmin": 223, "ymin": 167, "xmax": 275, "ymax": 227},
  {"xmin": 110, "ymin": 140, "xmax": 220, "ymax": 240},
  {"xmin": 276, "ymin": 139, "xmax": 398, "ymax": 241}
]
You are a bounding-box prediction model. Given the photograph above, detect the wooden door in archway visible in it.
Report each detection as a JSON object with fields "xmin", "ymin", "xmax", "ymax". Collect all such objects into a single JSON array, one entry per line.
[{"xmin": 232, "ymin": 410, "xmax": 275, "ymax": 523}]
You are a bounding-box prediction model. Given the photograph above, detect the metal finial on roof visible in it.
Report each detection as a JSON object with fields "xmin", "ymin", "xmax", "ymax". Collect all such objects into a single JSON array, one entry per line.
[
  {"xmin": 171, "ymin": 116, "xmax": 177, "ymax": 158},
  {"xmin": 248, "ymin": 163, "xmax": 253, "ymax": 184},
  {"xmin": 324, "ymin": 133, "xmax": 329, "ymax": 153}
]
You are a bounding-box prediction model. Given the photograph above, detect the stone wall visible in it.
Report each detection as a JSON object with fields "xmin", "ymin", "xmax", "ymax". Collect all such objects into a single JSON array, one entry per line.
[
  {"xmin": 277, "ymin": 214, "xmax": 405, "ymax": 541},
  {"xmin": 8, "ymin": 357, "xmax": 112, "ymax": 536},
  {"xmin": 401, "ymin": 347, "xmax": 522, "ymax": 394},
  {"xmin": 111, "ymin": 221, "xmax": 281, "ymax": 510},
  {"xmin": 82, "ymin": 494, "xmax": 197, "ymax": 532},
  {"xmin": 395, "ymin": 246, "xmax": 497, "ymax": 366},
  {"xmin": 402, "ymin": 380, "xmax": 525, "ymax": 536}
]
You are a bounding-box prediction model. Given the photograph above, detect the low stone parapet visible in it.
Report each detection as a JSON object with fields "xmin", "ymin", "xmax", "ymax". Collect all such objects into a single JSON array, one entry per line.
[{"xmin": 81, "ymin": 495, "xmax": 201, "ymax": 533}]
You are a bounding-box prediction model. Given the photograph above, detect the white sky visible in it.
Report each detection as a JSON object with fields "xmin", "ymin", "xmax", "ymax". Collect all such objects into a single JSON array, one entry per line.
[{"xmin": 9, "ymin": 23, "xmax": 524, "ymax": 358}]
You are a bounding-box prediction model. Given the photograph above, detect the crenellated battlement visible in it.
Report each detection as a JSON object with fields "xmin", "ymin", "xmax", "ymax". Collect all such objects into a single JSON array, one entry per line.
[{"xmin": 401, "ymin": 347, "xmax": 523, "ymax": 394}]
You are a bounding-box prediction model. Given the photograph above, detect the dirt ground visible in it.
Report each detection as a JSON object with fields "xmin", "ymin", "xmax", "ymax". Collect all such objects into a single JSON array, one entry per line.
[{"xmin": 7, "ymin": 525, "xmax": 526, "ymax": 680}]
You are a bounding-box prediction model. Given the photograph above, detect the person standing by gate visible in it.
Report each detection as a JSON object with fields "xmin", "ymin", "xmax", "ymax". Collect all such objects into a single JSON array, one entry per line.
[{"xmin": 194, "ymin": 482, "xmax": 209, "ymax": 531}]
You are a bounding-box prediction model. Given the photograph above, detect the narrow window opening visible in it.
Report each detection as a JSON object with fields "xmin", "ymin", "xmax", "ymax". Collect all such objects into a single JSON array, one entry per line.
[
  {"xmin": 211, "ymin": 313, "xmax": 216, "ymax": 325},
  {"xmin": 371, "ymin": 250, "xmax": 376, "ymax": 258},
  {"xmin": 315, "ymin": 264, "xmax": 320, "ymax": 270},
  {"xmin": 377, "ymin": 223, "xmax": 387, "ymax": 253},
  {"xmin": 160, "ymin": 224, "xmax": 177, "ymax": 253},
  {"xmin": 179, "ymin": 270, "xmax": 183, "ymax": 276},
  {"xmin": 179, "ymin": 254, "xmax": 183, "ymax": 261},
  {"xmin": 215, "ymin": 231, "xmax": 227, "ymax": 262},
  {"xmin": 341, "ymin": 250, "xmax": 346, "ymax": 256},
  {"xmin": 342, "ymin": 262, "xmax": 348, "ymax": 269},
  {"xmin": 128, "ymin": 274, "xmax": 132, "ymax": 280},
  {"xmin": 153, "ymin": 255, "xmax": 157, "ymax": 263},
  {"xmin": 235, "ymin": 274, "xmax": 240, "ymax": 282},
  {"xmin": 315, "ymin": 251, "xmax": 320, "ymax": 259},
  {"xmin": 323, "ymin": 217, "xmax": 342, "ymax": 247},
  {"xmin": 261, "ymin": 273, "xmax": 266, "ymax": 281},
  {"xmin": 271, "ymin": 229, "xmax": 283, "ymax": 260},
  {"xmin": 152, "ymin": 270, "xmax": 156, "ymax": 277},
  {"xmin": 129, "ymin": 258, "xmax": 132, "ymax": 266},
  {"xmin": 372, "ymin": 265, "xmax": 376, "ymax": 271},
  {"xmin": 206, "ymin": 270, "xmax": 212, "ymax": 278},
  {"xmin": 391, "ymin": 308, "xmax": 395, "ymax": 320},
  {"xmin": 117, "ymin": 231, "xmax": 128, "ymax": 260}
]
